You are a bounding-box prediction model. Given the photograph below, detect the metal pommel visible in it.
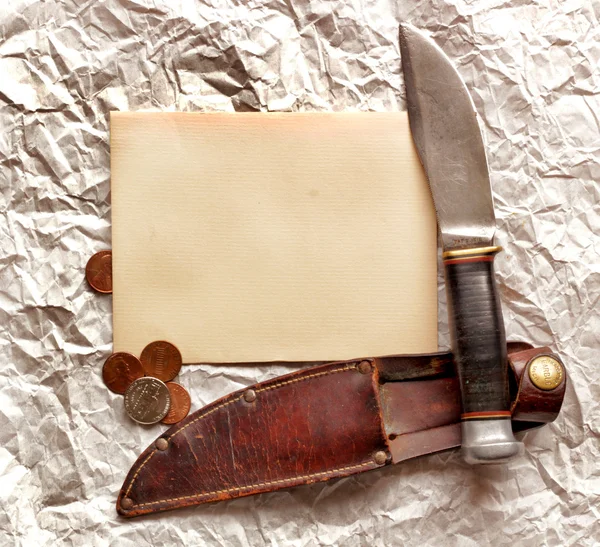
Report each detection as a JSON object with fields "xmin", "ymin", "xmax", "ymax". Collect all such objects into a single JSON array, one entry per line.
[{"xmin": 461, "ymin": 419, "xmax": 523, "ymax": 464}]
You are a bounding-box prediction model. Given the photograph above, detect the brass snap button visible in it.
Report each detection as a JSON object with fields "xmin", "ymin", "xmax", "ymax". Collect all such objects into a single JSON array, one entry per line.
[{"xmin": 528, "ymin": 355, "xmax": 564, "ymax": 391}]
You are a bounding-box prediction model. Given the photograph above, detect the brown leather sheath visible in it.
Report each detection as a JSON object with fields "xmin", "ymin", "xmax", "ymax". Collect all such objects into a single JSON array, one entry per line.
[{"xmin": 117, "ymin": 344, "xmax": 566, "ymax": 518}]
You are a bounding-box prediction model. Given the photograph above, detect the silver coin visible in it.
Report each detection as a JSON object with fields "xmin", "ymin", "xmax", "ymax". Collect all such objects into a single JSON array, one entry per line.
[{"xmin": 124, "ymin": 377, "xmax": 171, "ymax": 425}]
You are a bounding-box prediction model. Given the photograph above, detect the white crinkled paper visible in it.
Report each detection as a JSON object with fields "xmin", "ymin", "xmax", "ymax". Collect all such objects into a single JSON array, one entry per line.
[{"xmin": 0, "ymin": 0, "xmax": 598, "ymax": 545}]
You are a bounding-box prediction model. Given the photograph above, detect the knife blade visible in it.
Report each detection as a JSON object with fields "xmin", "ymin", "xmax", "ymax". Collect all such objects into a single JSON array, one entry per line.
[{"xmin": 399, "ymin": 24, "xmax": 523, "ymax": 463}]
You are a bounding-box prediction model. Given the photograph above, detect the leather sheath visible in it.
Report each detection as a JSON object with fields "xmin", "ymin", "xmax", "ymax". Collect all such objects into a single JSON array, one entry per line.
[{"xmin": 117, "ymin": 344, "xmax": 566, "ymax": 518}]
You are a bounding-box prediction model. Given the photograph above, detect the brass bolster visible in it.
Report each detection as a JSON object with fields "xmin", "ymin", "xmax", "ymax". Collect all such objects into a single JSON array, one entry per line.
[{"xmin": 442, "ymin": 245, "xmax": 503, "ymax": 260}]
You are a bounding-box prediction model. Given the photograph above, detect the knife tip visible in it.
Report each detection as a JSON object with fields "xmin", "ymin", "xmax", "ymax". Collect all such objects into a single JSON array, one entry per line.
[
  {"xmin": 399, "ymin": 22, "xmax": 418, "ymax": 39},
  {"xmin": 398, "ymin": 23, "xmax": 419, "ymax": 61}
]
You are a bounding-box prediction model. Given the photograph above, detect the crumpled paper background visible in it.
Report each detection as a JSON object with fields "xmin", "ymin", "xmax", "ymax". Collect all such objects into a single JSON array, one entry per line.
[{"xmin": 1, "ymin": 0, "xmax": 598, "ymax": 545}]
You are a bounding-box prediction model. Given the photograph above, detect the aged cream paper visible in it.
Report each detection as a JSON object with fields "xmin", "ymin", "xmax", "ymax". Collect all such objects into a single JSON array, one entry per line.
[{"xmin": 110, "ymin": 112, "xmax": 437, "ymax": 363}]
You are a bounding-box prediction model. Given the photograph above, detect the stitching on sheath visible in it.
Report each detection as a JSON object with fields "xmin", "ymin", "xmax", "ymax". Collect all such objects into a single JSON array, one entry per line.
[
  {"xmin": 135, "ymin": 461, "xmax": 373, "ymax": 508},
  {"xmin": 124, "ymin": 450, "xmax": 157, "ymax": 497},
  {"xmin": 124, "ymin": 363, "xmax": 357, "ymax": 499}
]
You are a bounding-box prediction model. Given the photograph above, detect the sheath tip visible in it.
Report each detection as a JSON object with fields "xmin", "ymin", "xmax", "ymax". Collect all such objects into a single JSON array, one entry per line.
[{"xmin": 117, "ymin": 495, "xmax": 135, "ymax": 517}]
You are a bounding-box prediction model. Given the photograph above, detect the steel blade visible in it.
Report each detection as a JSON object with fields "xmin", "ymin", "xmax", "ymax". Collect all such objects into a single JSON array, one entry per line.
[{"xmin": 399, "ymin": 24, "xmax": 496, "ymax": 251}]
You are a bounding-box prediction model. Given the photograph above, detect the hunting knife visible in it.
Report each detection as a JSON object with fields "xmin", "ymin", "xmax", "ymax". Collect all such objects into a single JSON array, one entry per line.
[{"xmin": 399, "ymin": 24, "xmax": 523, "ymax": 463}]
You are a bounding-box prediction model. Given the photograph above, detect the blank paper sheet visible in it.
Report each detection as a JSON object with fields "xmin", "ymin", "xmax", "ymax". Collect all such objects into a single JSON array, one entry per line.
[{"xmin": 110, "ymin": 112, "xmax": 438, "ymax": 363}]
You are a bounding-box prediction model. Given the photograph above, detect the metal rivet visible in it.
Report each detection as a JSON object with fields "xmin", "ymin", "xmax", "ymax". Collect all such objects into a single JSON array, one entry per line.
[
  {"xmin": 358, "ymin": 360, "xmax": 372, "ymax": 374},
  {"xmin": 244, "ymin": 389, "xmax": 257, "ymax": 403},
  {"xmin": 373, "ymin": 451, "xmax": 387, "ymax": 465},
  {"xmin": 528, "ymin": 355, "xmax": 564, "ymax": 391},
  {"xmin": 156, "ymin": 438, "xmax": 169, "ymax": 451},
  {"xmin": 121, "ymin": 497, "xmax": 134, "ymax": 510}
]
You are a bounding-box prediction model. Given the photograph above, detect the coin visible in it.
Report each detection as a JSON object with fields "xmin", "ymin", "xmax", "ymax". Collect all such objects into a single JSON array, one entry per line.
[
  {"xmin": 161, "ymin": 383, "xmax": 192, "ymax": 425},
  {"xmin": 102, "ymin": 352, "xmax": 144, "ymax": 394},
  {"xmin": 86, "ymin": 250, "xmax": 113, "ymax": 294},
  {"xmin": 124, "ymin": 377, "xmax": 171, "ymax": 425},
  {"xmin": 140, "ymin": 341, "xmax": 182, "ymax": 382}
]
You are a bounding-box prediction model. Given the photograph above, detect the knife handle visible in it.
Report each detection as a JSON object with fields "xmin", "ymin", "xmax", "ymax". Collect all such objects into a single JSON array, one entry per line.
[{"xmin": 443, "ymin": 246, "xmax": 523, "ymax": 464}]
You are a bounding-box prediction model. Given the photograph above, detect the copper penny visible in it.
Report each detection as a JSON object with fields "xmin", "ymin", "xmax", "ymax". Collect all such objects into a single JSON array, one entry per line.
[
  {"xmin": 102, "ymin": 352, "xmax": 144, "ymax": 394},
  {"xmin": 140, "ymin": 340, "xmax": 182, "ymax": 382},
  {"xmin": 161, "ymin": 383, "xmax": 192, "ymax": 425},
  {"xmin": 124, "ymin": 377, "xmax": 171, "ymax": 425},
  {"xmin": 86, "ymin": 250, "xmax": 113, "ymax": 294}
]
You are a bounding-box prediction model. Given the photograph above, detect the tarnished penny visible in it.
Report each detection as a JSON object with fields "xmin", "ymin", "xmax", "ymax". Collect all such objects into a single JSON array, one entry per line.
[
  {"xmin": 161, "ymin": 383, "xmax": 192, "ymax": 425},
  {"xmin": 102, "ymin": 352, "xmax": 144, "ymax": 394},
  {"xmin": 85, "ymin": 250, "xmax": 113, "ymax": 294},
  {"xmin": 124, "ymin": 377, "xmax": 171, "ymax": 425},
  {"xmin": 140, "ymin": 341, "xmax": 182, "ymax": 382}
]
